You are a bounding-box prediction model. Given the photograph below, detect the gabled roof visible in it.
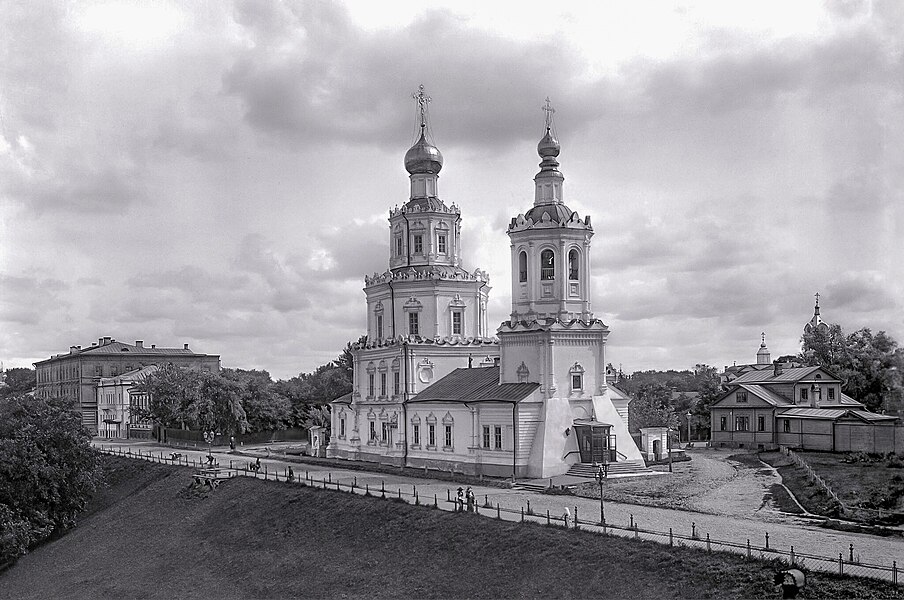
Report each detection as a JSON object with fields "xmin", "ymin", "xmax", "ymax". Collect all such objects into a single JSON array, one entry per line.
[
  {"xmin": 730, "ymin": 365, "xmax": 838, "ymax": 385},
  {"xmin": 79, "ymin": 341, "xmax": 206, "ymax": 356},
  {"xmin": 739, "ymin": 384, "xmax": 792, "ymax": 406},
  {"xmin": 821, "ymin": 392, "xmax": 863, "ymax": 408},
  {"xmin": 409, "ymin": 366, "xmax": 538, "ymax": 403},
  {"xmin": 332, "ymin": 392, "xmax": 353, "ymax": 405}
]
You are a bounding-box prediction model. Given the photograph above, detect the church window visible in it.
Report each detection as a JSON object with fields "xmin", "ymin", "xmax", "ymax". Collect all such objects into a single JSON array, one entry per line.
[
  {"xmin": 376, "ymin": 315, "xmax": 383, "ymax": 339},
  {"xmin": 438, "ymin": 234, "xmax": 447, "ymax": 254},
  {"xmin": 482, "ymin": 426, "xmax": 490, "ymax": 449},
  {"xmin": 452, "ymin": 311, "xmax": 462, "ymax": 335},
  {"xmin": 409, "ymin": 312, "xmax": 419, "ymax": 336},
  {"xmin": 519, "ymin": 251, "xmax": 528, "ymax": 282},
  {"xmin": 413, "ymin": 234, "xmax": 423, "ymax": 254},
  {"xmin": 828, "ymin": 387, "xmax": 835, "ymax": 400},
  {"xmin": 736, "ymin": 391, "xmax": 747, "ymax": 403},
  {"xmin": 370, "ymin": 421, "xmax": 377, "ymax": 441},
  {"xmin": 428, "ymin": 424, "xmax": 436, "ymax": 447},
  {"xmin": 757, "ymin": 416, "xmax": 765, "ymax": 432},
  {"xmin": 568, "ymin": 249, "xmax": 579, "ymax": 280},
  {"xmin": 413, "ymin": 424, "xmax": 420, "ymax": 445},
  {"xmin": 540, "ymin": 249, "xmax": 555, "ymax": 280},
  {"xmin": 800, "ymin": 388, "xmax": 808, "ymax": 403},
  {"xmin": 494, "ymin": 426, "xmax": 503, "ymax": 450},
  {"xmin": 444, "ymin": 425, "xmax": 453, "ymax": 448},
  {"xmin": 380, "ymin": 373, "xmax": 386, "ymax": 397},
  {"xmin": 396, "ymin": 237, "xmax": 403, "ymax": 256},
  {"xmin": 393, "ymin": 372, "xmax": 400, "ymax": 395},
  {"xmin": 381, "ymin": 422, "xmax": 389, "ymax": 443},
  {"xmin": 368, "ymin": 373, "xmax": 375, "ymax": 397},
  {"xmin": 719, "ymin": 417, "xmax": 726, "ymax": 431},
  {"xmin": 572, "ymin": 374, "xmax": 582, "ymax": 390}
]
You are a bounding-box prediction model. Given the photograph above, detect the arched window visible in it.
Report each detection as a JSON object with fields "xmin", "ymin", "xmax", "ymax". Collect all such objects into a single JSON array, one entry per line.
[
  {"xmin": 540, "ymin": 249, "xmax": 555, "ymax": 280},
  {"xmin": 568, "ymin": 249, "xmax": 579, "ymax": 280},
  {"xmin": 518, "ymin": 251, "xmax": 528, "ymax": 282}
]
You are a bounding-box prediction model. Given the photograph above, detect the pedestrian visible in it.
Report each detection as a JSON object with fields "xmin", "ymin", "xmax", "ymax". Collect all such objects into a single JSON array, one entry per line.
[
  {"xmin": 229, "ymin": 436, "xmax": 236, "ymax": 451},
  {"xmin": 466, "ymin": 487, "xmax": 475, "ymax": 512},
  {"xmin": 456, "ymin": 487, "xmax": 464, "ymax": 512},
  {"xmin": 287, "ymin": 466, "xmax": 294, "ymax": 481},
  {"xmin": 562, "ymin": 507, "xmax": 570, "ymax": 529},
  {"xmin": 254, "ymin": 457, "xmax": 261, "ymax": 472}
]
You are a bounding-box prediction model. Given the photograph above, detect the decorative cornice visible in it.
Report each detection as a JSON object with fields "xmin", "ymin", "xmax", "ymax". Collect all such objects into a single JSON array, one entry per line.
[
  {"xmin": 497, "ymin": 317, "xmax": 609, "ymax": 334},
  {"xmin": 390, "ymin": 199, "xmax": 460, "ymax": 217},
  {"xmin": 354, "ymin": 335, "xmax": 500, "ymax": 351},
  {"xmin": 507, "ymin": 210, "xmax": 592, "ymax": 233},
  {"xmin": 365, "ymin": 266, "xmax": 490, "ymax": 288}
]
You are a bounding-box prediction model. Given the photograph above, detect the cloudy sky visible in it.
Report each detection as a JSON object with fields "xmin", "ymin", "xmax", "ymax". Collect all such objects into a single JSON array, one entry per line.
[{"xmin": 1, "ymin": 0, "xmax": 902, "ymax": 380}]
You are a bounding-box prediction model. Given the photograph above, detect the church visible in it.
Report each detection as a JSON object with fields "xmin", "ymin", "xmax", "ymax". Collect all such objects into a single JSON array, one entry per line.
[{"xmin": 328, "ymin": 89, "xmax": 643, "ymax": 479}]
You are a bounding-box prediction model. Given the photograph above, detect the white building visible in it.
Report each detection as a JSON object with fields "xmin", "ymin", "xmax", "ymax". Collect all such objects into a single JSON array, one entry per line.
[
  {"xmin": 328, "ymin": 92, "xmax": 642, "ymax": 479},
  {"xmin": 96, "ymin": 365, "xmax": 157, "ymax": 439}
]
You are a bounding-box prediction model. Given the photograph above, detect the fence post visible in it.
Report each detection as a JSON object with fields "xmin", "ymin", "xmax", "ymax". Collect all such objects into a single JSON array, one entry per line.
[
  {"xmin": 706, "ymin": 533, "xmax": 710, "ymax": 552},
  {"xmin": 765, "ymin": 532, "xmax": 770, "ymax": 550},
  {"xmin": 521, "ymin": 507, "xmax": 524, "ymax": 522},
  {"xmin": 447, "ymin": 489, "xmax": 452, "ymax": 502},
  {"xmin": 574, "ymin": 507, "xmax": 578, "ymax": 529},
  {"xmin": 839, "ymin": 553, "xmax": 843, "ymax": 575},
  {"xmin": 850, "ymin": 544, "xmax": 854, "ymax": 563},
  {"xmin": 497, "ymin": 504, "xmax": 501, "ymax": 520},
  {"xmin": 691, "ymin": 522, "xmax": 696, "ymax": 539},
  {"xmin": 747, "ymin": 539, "xmax": 751, "ymax": 559},
  {"xmin": 353, "ymin": 477, "xmax": 357, "ymax": 489},
  {"xmin": 434, "ymin": 494, "xmax": 438, "ymax": 508},
  {"xmin": 790, "ymin": 546, "xmax": 795, "ymax": 565},
  {"xmin": 382, "ymin": 481, "xmax": 386, "ymax": 499},
  {"xmin": 894, "ymin": 560, "xmax": 898, "ymax": 585},
  {"xmin": 328, "ymin": 472, "xmax": 332, "ymax": 483},
  {"xmin": 527, "ymin": 499, "xmax": 531, "ymax": 515},
  {"xmin": 547, "ymin": 510, "xmax": 550, "ymax": 525},
  {"xmin": 634, "ymin": 523, "xmax": 638, "ymax": 539},
  {"xmin": 669, "ymin": 528, "xmax": 673, "ymax": 547},
  {"xmin": 630, "ymin": 514, "xmax": 634, "ymax": 529}
]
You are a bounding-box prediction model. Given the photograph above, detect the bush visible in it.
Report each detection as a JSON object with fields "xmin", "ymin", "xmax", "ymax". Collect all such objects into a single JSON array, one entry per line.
[{"xmin": 0, "ymin": 395, "xmax": 101, "ymax": 564}]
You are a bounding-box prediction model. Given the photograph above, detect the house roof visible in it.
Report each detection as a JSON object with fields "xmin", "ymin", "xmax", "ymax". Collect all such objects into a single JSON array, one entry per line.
[
  {"xmin": 409, "ymin": 366, "xmax": 538, "ymax": 404},
  {"xmin": 731, "ymin": 365, "xmax": 838, "ymax": 385},
  {"xmin": 97, "ymin": 365, "xmax": 159, "ymax": 386},
  {"xmin": 777, "ymin": 407, "xmax": 897, "ymax": 422},
  {"xmin": 36, "ymin": 339, "xmax": 218, "ymax": 364},
  {"xmin": 332, "ymin": 392, "xmax": 353, "ymax": 405},
  {"xmin": 739, "ymin": 384, "xmax": 792, "ymax": 406}
]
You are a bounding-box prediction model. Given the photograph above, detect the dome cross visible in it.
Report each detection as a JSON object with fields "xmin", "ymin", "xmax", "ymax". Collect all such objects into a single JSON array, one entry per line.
[
  {"xmin": 413, "ymin": 84, "xmax": 432, "ymax": 130},
  {"xmin": 542, "ymin": 96, "xmax": 556, "ymax": 131}
]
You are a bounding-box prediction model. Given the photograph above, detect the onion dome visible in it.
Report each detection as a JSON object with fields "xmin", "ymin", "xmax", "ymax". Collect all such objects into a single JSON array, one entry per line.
[
  {"xmin": 404, "ymin": 131, "xmax": 443, "ymax": 175},
  {"xmin": 538, "ymin": 128, "xmax": 560, "ymax": 158}
]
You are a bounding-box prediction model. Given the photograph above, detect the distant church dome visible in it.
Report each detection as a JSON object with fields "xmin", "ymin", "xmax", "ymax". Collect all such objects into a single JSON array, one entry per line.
[
  {"xmin": 756, "ymin": 332, "xmax": 771, "ymax": 365},
  {"xmin": 404, "ymin": 131, "xmax": 443, "ymax": 175},
  {"xmin": 537, "ymin": 128, "xmax": 560, "ymax": 158}
]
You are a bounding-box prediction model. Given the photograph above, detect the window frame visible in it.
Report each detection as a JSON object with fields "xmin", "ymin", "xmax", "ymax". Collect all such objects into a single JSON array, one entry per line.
[
  {"xmin": 437, "ymin": 234, "xmax": 447, "ymax": 254},
  {"xmin": 757, "ymin": 415, "xmax": 765, "ymax": 432},
  {"xmin": 518, "ymin": 251, "xmax": 528, "ymax": 283},
  {"xmin": 568, "ymin": 248, "xmax": 579, "ymax": 281},
  {"xmin": 444, "ymin": 424, "xmax": 453, "ymax": 449},
  {"xmin": 413, "ymin": 234, "xmax": 423, "ymax": 254},
  {"xmin": 482, "ymin": 425, "xmax": 490, "ymax": 449},
  {"xmin": 408, "ymin": 312, "xmax": 419, "ymax": 336},
  {"xmin": 494, "ymin": 425, "xmax": 503, "ymax": 450},
  {"xmin": 452, "ymin": 310, "xmax": 463, "ymax": 335},
  {"xmin": 540, "ymin": 249, "xmax": 555, "ymax": 280}
]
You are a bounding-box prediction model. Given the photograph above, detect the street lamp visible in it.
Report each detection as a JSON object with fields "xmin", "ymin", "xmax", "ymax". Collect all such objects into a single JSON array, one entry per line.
[
  {"xmin": 203, "ymin": 430, "xmax": 215, "ymax": 465},
  {"xmin": 686, "ymin": 412, "xmax": 692, "ymax": 447},
  {"xmin": 595, "ymin": 465, "xmax": 606, "ymax": 526}
]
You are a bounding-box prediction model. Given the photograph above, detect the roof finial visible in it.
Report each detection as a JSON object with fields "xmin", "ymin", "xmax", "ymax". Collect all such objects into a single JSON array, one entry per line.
[
  {"xmin": 761, "ymin": 331, "xmax": 766, "ymax": 346},
  {"xmin": 814, "ymin": 292, "xmax": 821, "ymax": 315},
  {"xmin": 413, "ymin": 84, "xmax": 431, "ymax": 131},
  {"xmin": 542, "ymin": 96, "xmax": 555, "ymax": 131}
]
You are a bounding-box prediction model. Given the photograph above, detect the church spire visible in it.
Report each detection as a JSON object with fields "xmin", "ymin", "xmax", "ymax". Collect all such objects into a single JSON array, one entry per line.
[
  {"xmin": 804, "ymin": 292, "xmax": 828, "ymax": 335},
  {"xmin": 534, "ymin": 97, "xmax": 564, "ymax": 206},
  {"xmin": 404, "ymin": 85, "xmax": 443, "ymax": 199},
  {"xmin": 756, "ymin": 332, "xmax": 771, "ymax": 365}
]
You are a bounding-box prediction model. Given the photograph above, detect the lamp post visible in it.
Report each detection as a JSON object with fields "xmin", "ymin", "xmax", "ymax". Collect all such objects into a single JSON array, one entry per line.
[
  {"xmin": 686, "ymin": 412, "xmax": 692, "ymax": 446},
  {"xmin": 668, "ymin": 429, "xmax": 673, "ymax": 473},
  {"xmin": 203, "ymin": 430, "xmax": 215, "ymax": 465},
  {"xmin": 595, "ymin": 465, "xmax": 606, "ymax": 525}
]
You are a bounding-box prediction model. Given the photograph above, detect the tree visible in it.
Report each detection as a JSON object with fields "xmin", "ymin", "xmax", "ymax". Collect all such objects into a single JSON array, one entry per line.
[
  {"xmin": 628, "ymin": 384, "xmax": 679, "ymax": 433},
  {"xmin": 801, "ymin": 325, "xmax": 904, "ymax": 413},
  {"xmin": 0, "ymin": 368, "xmax": 36, "ymax": 397},
  {"xmin": 0, "ymin": 395, "xmax": 100, "ymax": 564},
  {"xmin": 134, "ymin": 363, "xmax": 203, "ymax": 429},
  {"xmin": 197, "ymin": 373, "xmax": 249, "ymax": 435}
]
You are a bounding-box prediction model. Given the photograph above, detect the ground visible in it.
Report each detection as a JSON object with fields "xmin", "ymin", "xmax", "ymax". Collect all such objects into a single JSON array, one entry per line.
[{"xmin": 2, "ymin": 455, "xmax": 900, "ymax": 600}]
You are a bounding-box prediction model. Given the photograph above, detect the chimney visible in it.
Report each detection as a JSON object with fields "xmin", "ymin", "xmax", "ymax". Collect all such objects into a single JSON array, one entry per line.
[
  {"xmin": 773, "ymin": 361, "xmax": 783, "ymax": 377},
  {"xmin": 183, "ymin": 343, "xmax": 189, "ymax": 350},
  {"xmin": 135, "ymin": 340, "xmax": 143, "ymax": 348},
  {"xmin": 98, "ymin": 337, "xmax": 104, "ymax": 346},
  {"xmin": 103, "ymin": 336, "xmax": 112, "ymax": 345},
  {"xmin": 69, "ymin": 346, "xmax": 78, "ymax": 354},
  {"xmin": 151, "ymin": 344, "xmax": 156, "ymax": 348}
]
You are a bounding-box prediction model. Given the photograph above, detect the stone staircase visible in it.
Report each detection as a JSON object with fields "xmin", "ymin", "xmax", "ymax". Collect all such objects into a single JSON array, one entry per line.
[{"xmin": 565, "ymin": 460, "xmax": 652, "ymax": 478}]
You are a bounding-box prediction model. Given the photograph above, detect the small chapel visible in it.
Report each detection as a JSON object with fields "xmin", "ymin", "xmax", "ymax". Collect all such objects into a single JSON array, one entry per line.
[{"xmin": 328, "ymin": 89, "xmax": 643, "ymax": 479}]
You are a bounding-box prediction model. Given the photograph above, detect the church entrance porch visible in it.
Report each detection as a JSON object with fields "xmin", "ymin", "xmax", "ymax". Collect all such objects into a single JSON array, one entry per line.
[{"xmin": 573, "ymin": 419, "xmax": 616, "ymax": 465}]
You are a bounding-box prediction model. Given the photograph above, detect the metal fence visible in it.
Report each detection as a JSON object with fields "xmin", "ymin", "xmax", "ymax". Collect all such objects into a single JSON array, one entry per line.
[{"xmin": 98, "ymin": 446, "xmax": 901, "ymax": 585}]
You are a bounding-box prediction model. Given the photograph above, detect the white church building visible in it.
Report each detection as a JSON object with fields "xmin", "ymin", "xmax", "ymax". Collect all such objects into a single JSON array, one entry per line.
[{"xmin": 328, "ymin": 90, "xmax": 643, "ymax": 479}]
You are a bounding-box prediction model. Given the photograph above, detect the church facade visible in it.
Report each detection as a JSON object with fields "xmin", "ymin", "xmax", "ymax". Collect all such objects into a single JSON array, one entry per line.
[{"xmin": 328, "ymin": 92, "xmax": 641, "ymax": 479}]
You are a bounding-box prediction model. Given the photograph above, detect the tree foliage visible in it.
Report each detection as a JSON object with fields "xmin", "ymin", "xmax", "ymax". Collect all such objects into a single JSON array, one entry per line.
[
  {"xmin": 0, "ymin": 368, "xmax": 36, "ymax": 397},
  {"xmin": 628, "ymin": 384, "xmax": 680, "ymax": 432},
  {"xmin": 0, "ymin": 395, "xmax": 100, "ymax": 564},
  {"xmin": 801, "ymin": 325, "xmax": 904, "ymax": 413}
]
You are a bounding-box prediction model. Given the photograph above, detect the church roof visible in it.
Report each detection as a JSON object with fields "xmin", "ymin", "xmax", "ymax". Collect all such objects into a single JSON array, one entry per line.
[{"xmin": 409, "ymin": 366, "xmax": 538, "ymax": 404}]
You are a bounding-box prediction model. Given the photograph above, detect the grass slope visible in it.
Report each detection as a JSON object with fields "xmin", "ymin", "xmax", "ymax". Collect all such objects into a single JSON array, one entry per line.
[{"xmin": 1, "ymin": 457, "xmax": 900, "ymax": 600}]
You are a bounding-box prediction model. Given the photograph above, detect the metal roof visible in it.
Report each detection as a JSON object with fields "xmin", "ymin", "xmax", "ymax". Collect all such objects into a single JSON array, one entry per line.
[
  {"xmin": 731, "ymin": 366, "xmax": 830, "ymax": 384},
  {"xmin": 739, "ymin": 384, "xmax": 792, "ymax": 406},
  {"xmin": 409, "ymin": 366, "xmax": 538, "ymax": 403},
  {"xmin": 777, "ymin": 407, "xmax": 897, "ymax": 422},
  {"xmin": 332, "ymin": 392, "xmax": 353, "ymax": 405}
]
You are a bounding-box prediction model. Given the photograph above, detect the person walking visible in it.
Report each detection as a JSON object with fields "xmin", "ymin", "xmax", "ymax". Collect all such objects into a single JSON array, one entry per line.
[
  {"xmin": 562, "ymin": 507, "xmax": 571, "ymax": 529},
  {"xmin": 456, "ymin": 487, "xmax": 464, "ymax": 513},
  {"xmin": 466, "ymin": 487, "xmax": 475, "ymax": 512}
]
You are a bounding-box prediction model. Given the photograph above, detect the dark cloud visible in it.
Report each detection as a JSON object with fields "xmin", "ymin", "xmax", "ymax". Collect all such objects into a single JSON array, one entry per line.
[{"xmin": 826, "ymin": 271, "xmax": 898, "ymax": 313}]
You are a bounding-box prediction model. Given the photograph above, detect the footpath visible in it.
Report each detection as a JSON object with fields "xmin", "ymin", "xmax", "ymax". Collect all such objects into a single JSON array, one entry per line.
[{"xmin": 94, "ymin": 439, "xmax": 904, "ymax": 583}]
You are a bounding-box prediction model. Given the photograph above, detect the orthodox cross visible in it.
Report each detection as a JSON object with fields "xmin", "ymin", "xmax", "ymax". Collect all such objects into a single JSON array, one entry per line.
[
  {"xmin": 814, "ymin": 292, "xmax": 820, "ymax": 306},
  {"xmin": 412, "ymin": 84, "xmax": 431, "ymax": 130},
  {"xmin": 542, "ymin": 96, "xmax": 555, "ymax": 130},
  {"xmin": 761, "ymin": 332, "xmax": 766, "ymax": 345}
]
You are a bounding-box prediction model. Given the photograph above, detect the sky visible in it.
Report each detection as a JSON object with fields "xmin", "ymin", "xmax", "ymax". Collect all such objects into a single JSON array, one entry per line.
[{"xmin": 1, "ymin": 0, "xmax": 902, "ymax": 380}]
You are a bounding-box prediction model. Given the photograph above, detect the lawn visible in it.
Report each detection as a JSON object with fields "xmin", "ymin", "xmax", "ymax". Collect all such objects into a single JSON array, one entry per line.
[{"xmin": 1, "ymin": 456, "xmax": 901, "ymax": 599}]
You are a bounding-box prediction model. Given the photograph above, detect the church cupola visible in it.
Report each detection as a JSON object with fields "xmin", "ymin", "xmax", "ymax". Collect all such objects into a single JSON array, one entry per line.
[
  {"xmin": 505, "ymin": 99, "xmax": 594, "ymax": 323},
  {"xmin": 804, "ymin": 292, "xmax": 829, "ymax": 335},
  {"xmin": 404, "ymin": 85, "xmax": 443, "ymax": 200},
  {"xmin": 756, "ymin": 332, "xmax": 771, "ymax": 365}
]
